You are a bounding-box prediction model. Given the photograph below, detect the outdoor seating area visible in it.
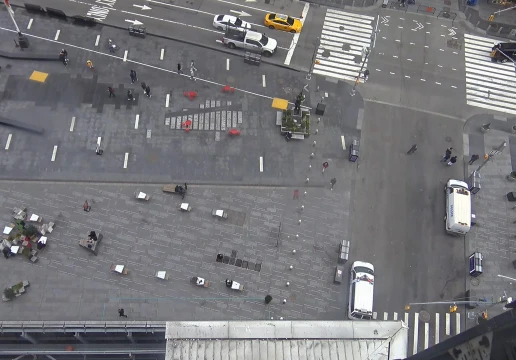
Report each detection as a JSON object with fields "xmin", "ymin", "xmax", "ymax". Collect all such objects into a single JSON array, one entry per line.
[{"xmin": 0, "ymin": 206, "xmax": 57, "ymax": 263}]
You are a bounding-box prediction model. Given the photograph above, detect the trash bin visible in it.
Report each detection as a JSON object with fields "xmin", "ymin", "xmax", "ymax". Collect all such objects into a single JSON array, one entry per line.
[
  {"xmin": 18, "ymin": 35, "xmax": 30, "ymax": 49},
  {"xmin": 338, "ymin": 240, "xmax": 350, "ymax": 264},
  {"xmin": 349, "ymin": 140, "xmax": 359, "ymax": 162},
  {"xmin": 469, "ymin": 252, "xmax": 483, "ymax": 277},
  {"xmin": 129, "ymin": 25, "xmax": 146, "ymax": 38},
  {"xmin": 334, "ymin": 266, "xmax": 344, "ymax": 284}
]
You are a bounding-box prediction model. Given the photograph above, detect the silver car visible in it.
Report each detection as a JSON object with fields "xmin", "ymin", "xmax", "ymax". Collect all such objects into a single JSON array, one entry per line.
[{"xmin": 213, "ymin": 14, "xmax": 251, "ymax": 31}]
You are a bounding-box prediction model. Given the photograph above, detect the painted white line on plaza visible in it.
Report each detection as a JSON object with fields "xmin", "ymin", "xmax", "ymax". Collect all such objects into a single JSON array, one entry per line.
[
  {"xmin": 424, "ymin": 323, "xmax": 429, "ymax": 350},
  {"xmin": 51, "ymin": 146, "xmax": 58, "ymax": 162},
  {"xmin": 123, "ymin": 50, "xmax": 128, "ymax": 62},
  {"xmin": 165, "ymin": 94, "xmax": 170, "ymax": 108},
  {"xmin": 259, "ymin": 156, "xmax": 263, "ymax": 172},
  {"xmin": 54, "ymin": 30, "xmax": 60, "ymax": 41},
  {"xmin": 435, "ymin": 313, "xmax": 440, "ymax": 344},
  {"xmin": 404, "ymin": 312, "xmax": 408, "ymax": 325},
  {"xmin": 262, "ymin": 75, "xmax": 266, "ymax": 87},
  {"xmin": 70, "ymin": 116, "xmax": 76, "ymax": 132},
  {"xmin": 445, "ymin": 313, "xmax": 450, "ymax": 335},
  {"xmin": 27, "ymin": 19, "xmax": 33, "ymax": 29},
  {"xmin": 135, "ymin": 114, "xmax": 140, "ymax": 129},
  {"xmin": 5, "ymin": 134, "xmax": 12, "ymax": 150},
  {"xmin": 341, "ymin": 135, "xmax": 346, "ymax": 150},
  {"xmin": 365, "ymin": 99, "xmax": 464, "ymax": 122},
  {"xmin": 393, "ymin": 312, "xmax": 398, "ymax": 321},
  {"xmin": 123, "ymin": 152, "xmax": 129, "ymax": 169},
  {"xmin": 97, "ymin": 137, "xmax": 102, "ymax": 146},
  {"xmin": 372, "ymin": 312, "xmax": 377, "ymax": 320},
  {"xmin": 373, "ymin": 15, "xmax": 379, "ymax": 48},
  {"xmin": 455, "ymin": 313, "xmax": 460, "ymax": 334},
  {"xmin": 0, "ymin": 27, "xmax": 305, "ymax": 107},
  {"xmin": 227, "ymin": 58, "xmax": 230, "ymax": 71},
  {"xmin": 160, "ymin": 48, "xmax": 164, "ymax": 60},
  {"xmin": 284, "ymin": 2, "xmax": 309, "ymax": 65},
  {"xmin": 412, "ymin": 313, "xmax": 419, "ymax": 355},
  {"xmin": 383, "ymin": 312, "xmax": 388, "ymax": 320},
  {"xmin": 95, "ymin": 35, "xmax": 100, "ymax": 47}
]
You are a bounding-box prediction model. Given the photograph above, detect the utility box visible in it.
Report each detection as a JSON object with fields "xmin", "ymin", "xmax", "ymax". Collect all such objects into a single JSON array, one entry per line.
[
  {"xmin": 349, "ymin": 140, "xmax": 360, "ymax": 162},
  {"xmin": 468, "ymin": 170, "xmax": 481, "ymax": 194},
  {"xmin": 129, "ymin": 25, "xmax": 146, "ymax": 38},
  {"xmin": 469, "ymin": 252, "xmax": 483, "ymax": 277},
  {"xmin": 334, "ymin": 266, "xmax": 344, "ymax": 284},
  {"xmin": 338, "ymin": 240, "xmax": 350, "ymax": 264}
]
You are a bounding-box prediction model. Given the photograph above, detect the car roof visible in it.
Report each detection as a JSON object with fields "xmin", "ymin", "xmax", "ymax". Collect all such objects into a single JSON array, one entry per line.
[{"xmin": 246, "ymin": 31, "xmax": 262, "ymax": 40}]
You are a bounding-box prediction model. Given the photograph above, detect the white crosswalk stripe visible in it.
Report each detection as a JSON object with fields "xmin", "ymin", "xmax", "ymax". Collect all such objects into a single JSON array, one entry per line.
[
  {"xmin": 313, "ymin": 9, "xmax": 375, "ymax": 83},
  {"xmin": 464, "ymin": 33, "xmax": 516, "ymax": 115},
  {"xmin": 379, "ymin": 311, "xmax": 463, "ymax": 355}
]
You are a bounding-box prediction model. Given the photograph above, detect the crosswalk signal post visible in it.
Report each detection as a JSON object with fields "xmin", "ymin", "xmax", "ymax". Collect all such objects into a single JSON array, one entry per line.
[{"xmin": 350, "ymin": 47, "xmax": 370, "ymax": 96}]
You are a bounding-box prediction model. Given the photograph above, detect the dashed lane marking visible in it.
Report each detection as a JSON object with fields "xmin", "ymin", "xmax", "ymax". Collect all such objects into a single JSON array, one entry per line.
[
  {"xmin": 51, "ymin": 146, "xmax": 58, "ymax": 162},
  {"xmin": 165, "ymin": 94, "xmax": 170, "ymax": 108},
  {"xmin": 123, "ymin": 50, "xmax": 128, "ymax": 62},
  {"xmin": 54, "ymin": 30, "xmax": 60, "ymax": 41},
  {"xmin": 262, "ymin": 75, "xmax": 266, "ymax": 87},
  {"xmin": 5, "ymin": 134, "xmax": 12, "ymax": 150},
  {"xmin": 160, "ymin": 48, "xmax": 164, "ymax": 60},
  {"xmin": 95, "ymin": 35, "xmax": 100, "ymax": 46},
  {"xmin": 27, "ymin": 19, "xmax": 33, "ymax": 29},
  {"xmin": 70, "ymin": 116, "xmax": 75, "ymax": 132},
  {"xmin": 135, "ymin": 114, "xmax": 139, "ymax": 129},
  {"xmin": 226, "ymin": 58, "xmax": 230, "ymax": 71},
  {"xmin": 123, "ymin": 153, "xmax": 129, "ymax": 169},
  {"xmin": 259, "ymin": 156, "xmax": 263, "ymax": 172}
]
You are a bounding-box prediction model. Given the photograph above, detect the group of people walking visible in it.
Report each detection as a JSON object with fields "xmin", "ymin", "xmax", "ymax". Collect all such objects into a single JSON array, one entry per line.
[{"xmin": 408, "ymin": 145, "xmax": 481, "ymax": 167}]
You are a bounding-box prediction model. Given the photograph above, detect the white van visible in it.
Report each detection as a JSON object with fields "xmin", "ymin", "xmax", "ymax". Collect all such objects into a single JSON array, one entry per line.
[
  {"xmin": 348, "ymin": 261, "xmax": 375, "ymax": 320},
  {"xmin": 445, "ymin": 179, "xmax": 471, "ymax": 235}
]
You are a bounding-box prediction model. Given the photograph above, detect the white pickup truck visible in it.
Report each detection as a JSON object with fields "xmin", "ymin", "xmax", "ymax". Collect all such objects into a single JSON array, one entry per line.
[{"xmin": 222, "ymin": 28, "xmax": 277, "ymax": 57}]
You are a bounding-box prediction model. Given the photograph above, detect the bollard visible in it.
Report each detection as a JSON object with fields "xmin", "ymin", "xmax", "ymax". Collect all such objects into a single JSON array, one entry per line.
[
  {"xmin": 292, "ymin": 250, "xmax": 296, "ymax": 254},
  {"xmin": 280, "ymin": 317, "xmax": 284, "ymax": 320},
  {"xmin": 309, "ymin": 164, "xmax": 312, "ymax": 170},
  {"xmin": 322, "ymin": 168, "xmax": 325, "ymax": 173},
  {"xmin": 317, "ymin": 118, "xmax": 321, "ymax": 123},
  {"xmin": 310, "ymin": 153, "xmax": 315, "ymax": 158},
  {"xmin": 283, "ymin": 299, "xmax": 287, "ymax": 304},
  {"xmin": 298, "ymin": 219, "xmax": 302, "ymax": 224},
  {"xmin": 296, "ymin": 234, "xmax": 299, "ymax": 238},
  {"xmin": 306, "ymin": 177, "xmax": 309, "ymax": 183},
  {"xmin": 289, "ymin": 265, "xmax": 293, "ymax": 270},
  {"xmin": 315, "ymin": 129, "xmax": 318, "ymax": 134},
  {"xmin": 304, "ymin": 191, "xmax": 307, "ymax": 196},
  {"xmin": 301, "ymin": 205, "xmax": 304, "ymax": 210},
  {"xmin": 286, "ymin": 281, "xmax": 290, "ymax": 286},
  {"xmin": 313, "ymin": 141, "xmax": 316, "ymax": 146}
]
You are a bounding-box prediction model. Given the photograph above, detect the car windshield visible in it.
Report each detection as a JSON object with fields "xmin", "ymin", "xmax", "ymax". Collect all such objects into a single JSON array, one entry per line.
[
  {"xmin": 259, "ymin": 34, "xmax": 269, "ymax": 46},
  {"xmin": 354, "ymin": 266, "xmax": 374, "ymax": 275},
  {"xmin": 234, "ymin": 18, "xmax": 242, "ymax": 26},
  {"xmin": 287, "ymin": 17, "xmax": 294, "ymax": 25}
]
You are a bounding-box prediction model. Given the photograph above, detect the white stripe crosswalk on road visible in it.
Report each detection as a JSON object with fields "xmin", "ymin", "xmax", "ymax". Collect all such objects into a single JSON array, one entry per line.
[
  {"xmin": 313, "ymin": 9, "xmax": 375, "ymax": 83},
  {"xmin": 464, "ymin": 33, "xmax": 516, "ymax": 115}
]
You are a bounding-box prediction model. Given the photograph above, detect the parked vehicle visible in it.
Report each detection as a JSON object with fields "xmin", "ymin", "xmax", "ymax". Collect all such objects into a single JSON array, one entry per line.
[
  {"xmin": 444, "ymin": 179, "xmax": 471, "ymax": 235},
  {"xmin": 348, "ymin": 261, "xmax": 374, "ymax": 320},
  {"xmin": 222, "ymin": 28, "xmax": 277, "ymax": 57},
  {"xmin": 264, "ymin": 13, "xmax": 302, "ymax": 33},
  {"xmin": 213, "ymin": 14, "xmax": 251, "ymax": 31}
]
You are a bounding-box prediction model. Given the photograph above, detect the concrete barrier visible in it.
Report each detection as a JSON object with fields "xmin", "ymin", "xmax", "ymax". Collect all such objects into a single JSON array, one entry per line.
[{"xmin": 46, "ymin": 7, "xmax": 67, "ymax": 19}]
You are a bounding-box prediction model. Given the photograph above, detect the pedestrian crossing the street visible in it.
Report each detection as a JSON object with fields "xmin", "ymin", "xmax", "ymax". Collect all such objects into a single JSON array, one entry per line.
[
  {"xmin": 464, "ymin": 33, "xmax": 516, "ymax": 115},
  {"xmin": 374, "ymin": 311, "xmax": 462, "ymax": 355},
  {"xmin": 313, "ymin": 9, "xmax": 375, "ymax": 83}
]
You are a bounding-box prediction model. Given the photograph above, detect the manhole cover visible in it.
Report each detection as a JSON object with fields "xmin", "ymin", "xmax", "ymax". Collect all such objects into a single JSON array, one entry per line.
[
  {"xmin": 471, "ymin": 277, "xmax": 480, "ymax": 286},
  {"xmin": 339, "ymin": 25, "xmax": 345, "ymax": 31},
  {"xmin": 322, "ymin": 49, "xmax": 331, "ymax": 58},
  {"xmin": 341, "ymin": 44, "xmax": 350, "ymax": 51},
  {"xmin": 419, "ymin": 310, "xmax": 431, "ymax": 323},
  {"xmin": 226, "ymin": 76, "xmax": 235, "ymax": 84}
]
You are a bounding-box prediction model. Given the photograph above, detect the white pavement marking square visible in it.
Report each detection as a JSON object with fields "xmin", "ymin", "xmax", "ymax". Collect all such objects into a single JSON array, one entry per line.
[
  {"xmin": 262, "ymin": 75, "xmax": 266, "ymax": 87},
  {"xmin": 123, "ymin": 50, "xmax": 128, "ymax": 62},
  {"xmin": 424, "ymin": 323, "xmax": 429, "ymax": 350},
  {"xmin": 70, "ymin": 116, "xmax": 75, "ymax": 132},
  {"xmin": 27, "ymin": 19, "xmax": 33, "ymax": 29},
  {"xmin": 226, "ymin": 58, "xmax": 230, "ymax": 71},
  {"xmin": 95, "ymin": 35, "xmax": 100, "ymax": 47},
  {"xmin": 123, "ymin": 153, "xmax": 129, "ymax": 169},
  {"xmin": 412, "ymin": 313, "xmax": 419, "ymax": 355},
  {"xmin": 160, "ymin": 48, "xmax": 164, "ymax": 60},
  {"xmin": 259, "ymin": 156, "xmax": 263, "ymax": 172},
  {"xmin": 435, "ymin": 313, "xmax": 440, "ymax": 344},
  {"xmin": 97, "ymin": 137, "xmax": 101, "ymax": 146},
  {"xmin": 445, "ymin": 313, "xmax": 450, "ymax": 335},
  {"xmin": 284, "ymin": 2, "xmax": 309, "ymax": 65},
  {"xmin": 383, "ymin": 312, "xmax": 388, "ymax": 320},
  {"xmin": 372, "ymin": 312, "xmax": 377, "ymax": 320},
  {"xmin": 135, "ymin": 114, "xmax": 139, "ymax": 129},
  {"xmin": 54, "ymin": 30, "xmax": 60, "ymax": 40},
  {"xmin": 393, "ymin": 312, "xmax": 398, "ymax": 321},
  {"xmin": 165, "ymin": 94, "xmax": 170, "ymax": 108},
  {"xmin": 5, "ymin": 134, "xmax": 12, "ymax": 150},
  {"xmin": 51, "ymin": 146, "xmax": 58, "ymax": 162},
  {"xmin": 455, "ymin": 313, "xmax": 460, "ymax": 334}
]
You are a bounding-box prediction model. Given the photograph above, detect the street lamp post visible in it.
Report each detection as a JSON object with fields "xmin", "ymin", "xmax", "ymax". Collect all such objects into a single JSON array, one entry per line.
[
  {"xmin": 306, "ymin": 37, "xmax": 320, "ymax": 81},
  {"xmin": 4, "ymin": 0, "xmax": 30, "ymax": 49},
  {"xmin": 350, "ymin": 46, "xmax": 370, "ymax": 96}
]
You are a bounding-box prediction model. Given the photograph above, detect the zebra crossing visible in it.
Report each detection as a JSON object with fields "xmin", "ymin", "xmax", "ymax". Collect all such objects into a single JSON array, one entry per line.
[
  {"xmin": 464, "ymin": 33, "xmax": 516, "ymax": 115},
  {"xmin": 375, "ymin": 311, "xmax": 462, "ymax": 355},
  {"xmin": 313, "ymin": 9, "xmax": 375, "ymax": 83}
]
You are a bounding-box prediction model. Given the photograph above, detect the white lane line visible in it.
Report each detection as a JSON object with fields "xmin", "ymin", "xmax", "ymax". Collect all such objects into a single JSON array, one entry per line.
[
  {"xmin": 373, "ymin": 15, "xmax": 379, "ymax": 48},
  {"xmin": 95, "ymin": 35, "xmax": 100, "ymax": 46},
  {"xmin": 398, "ymin": 26, "xmax": 403, "ymax": 29},
  {"xmin": 455, "ymin": 313, "xmax": 460, "ymax": 334},
  {"xmin": 123, "ymin": 50, "xmax": 128, "ymax": 62},
  {"xmin": 445, "ymin": 313, "xmax": 450, "ymax": 335},
  {"xmin": 404, "ymin": 312, "xmax": 409, "ymax": 325},
  {"xmin": 262, "ymin": 75, "xmax": 266, "ymax": 87},
  {"xmin": 284, "ymin": 1, "xmax": 309, "ymax": 65},
  {"xmin": 413, "ymin": 313, "xmax": 419, "ymax": 355},
  {"xmin": 135, "ymin": 114, "xmax": 139, "ymax": 129},
  {"xmin": 393, "ymin": 312, "xmax": 398, "ymax": 321},
  {"xmin": 259, "ymin": 156, "xmax": 263, "ymax": 172},
  {"xmin": 0, "ymin": 27, "xmax": 299, "ymax": 106},
  {"xmin": 341, "ymin": 135, "xmax": 346, "ymax": 150},
  {"xmin": 226, "ymin": 58, "xmax": 230, "ymax": 71},
  {"xmin": 148, "ymin": 0, "xmax": 215, "ymax": 16},
  {"xmin": 383, "ymin": 312, "xmax": 388, "ymax": 320},
  {"xmin": 51, "ymin": 146, "xmax": 58, "ymax": 162},
  {"xmin": 424, "ymin": 323, "xmax": 429, "ymax": 350},
  {"xmin": 54, "ymin": 30, "xmax": 60, "ymax": 41},
  {"xmin": 123, "ymin": 152, "xmax": 129, "ymax": 169},
  {"xmin": 27, "ymin": 19, "xmax": 33, "ymax": 29},
  {"xmin": 70, "ymin": 116, "xmax": 76, "ymax": 132},
  {"xmin": 5, "ymin": 134, "xmax": 12, "ymax": 150},
  {"xmin": 165, "ymin": 94, "xmax": 170, "ymax": 108},
  {"xmin": 160, "ymin": 48, "xmax": 164, "ymax": 60},
  {"xmin": 435, "ymin": 313, "xmax": 440, "ymax": 344}
]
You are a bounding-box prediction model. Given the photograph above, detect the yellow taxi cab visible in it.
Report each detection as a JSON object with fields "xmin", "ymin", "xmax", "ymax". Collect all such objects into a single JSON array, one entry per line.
[{"xmin": 264, "ymin": 13, "xmax": 302, "ymax": 33}]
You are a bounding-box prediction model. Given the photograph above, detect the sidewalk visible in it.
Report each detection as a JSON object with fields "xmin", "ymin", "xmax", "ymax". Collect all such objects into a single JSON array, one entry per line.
[{"xmin": 464, "ymin": 113, "xmax": 516, "ymax": 327}]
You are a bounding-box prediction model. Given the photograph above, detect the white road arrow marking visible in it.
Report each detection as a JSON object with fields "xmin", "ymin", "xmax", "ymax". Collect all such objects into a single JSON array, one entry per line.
[
  {"xmin": 411, "ymin": 20, "xmax": 424, "ymax": 31},
  {"xmin": 229, "ymin": 10, "xmax": 251, "ymax": 16},
  {"xmin": 125, "ymin": 19, "xmax": 144, "ymax": 25},
  {"xmin": 448, "ymin": 28, "xmax": 456, "ymax": 36},
  {"xmin": 381, "ymin": 16, "xmax": 389, "ymax": 24},
  {"xmin": 133, "ymin": 4, "xmax": 151, "ymax": 10}
]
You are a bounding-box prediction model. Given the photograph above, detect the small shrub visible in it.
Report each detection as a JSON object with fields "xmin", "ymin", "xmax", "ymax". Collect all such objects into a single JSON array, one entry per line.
[
  {"xmin": 3, "ymin": 288, "xmax": 15, "ymax": 300},
  {"xmin": 265, "ymin": 295, "xmax": 273, "ymax": 304}
]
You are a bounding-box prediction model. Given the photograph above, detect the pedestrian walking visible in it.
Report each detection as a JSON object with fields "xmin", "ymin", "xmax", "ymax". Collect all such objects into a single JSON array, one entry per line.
[
  {"xmin": 145, "ymin": 85, "xmax": 151, "ymax": 98},
  {"xmin": 86, "ymin": 60, "xmax": 94, "ymax": 69},
  {"xmin": 177, "ymin": 63, "xmax": 183, "ymax": 74},
  {"xmin": 330, "ymin": 178, "xmax": 337, "ymax": 190},
  {"xmin": 190, "ymin": 60, "xmax": 197, "ymax": 81},
  {"xmin": 107, "ymin": 86, "xmax": 115, "ymax": 98},
  {"xmin": 407, "ymin": 144, "xmax": 418, "ymax": 154},
  {"xmin": 322, "ymin": 161, "xmax": 329, "ymax": 173},
  {"xmin": 141, "ymin": 82, "xmax": 147, "ymax": 94},
  {"xmin": 118, "ymin": 308, "xmax": 128, "ymax": 318},
  {"xmin": 447, "ymin": 156, "xmax": 457, "ymax": 166},
  {"xmin": 441, "ymin": 147, "xmax": 453, "ymax": 162},
  {"xmin": 130, "ymin": 70, "xmax": 137, "ymax": 83},
  {"xmin": 83, "ymin": 201, "xmax": 91, "ymax": 212},
  {"xmin": 127, "ymin": 90, "xmax": 135, "ymax": 101},
  {"xmin": 469, "ymin": 154, "xmax": 480, "ymax": 165}
]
